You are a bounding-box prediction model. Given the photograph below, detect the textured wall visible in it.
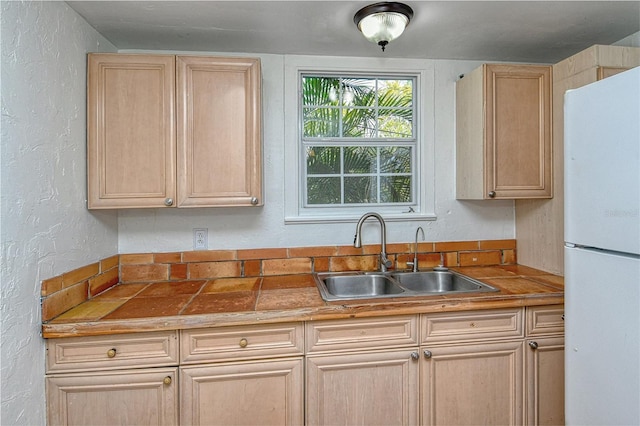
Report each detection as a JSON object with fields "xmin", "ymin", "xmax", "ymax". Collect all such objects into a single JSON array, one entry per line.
[{"xmin": 0, "ymin": 2, "xmax": 117, "ymax": 424}]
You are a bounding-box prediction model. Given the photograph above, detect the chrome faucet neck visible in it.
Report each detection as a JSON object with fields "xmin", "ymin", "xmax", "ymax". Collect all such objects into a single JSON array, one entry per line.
[
  {"xmin": 354, "ymin": 212, "xmax": 391, "ymax": 272},
  {"xmin": 411, "ymin": 226, "xmax": 425, "ymax": 272}
]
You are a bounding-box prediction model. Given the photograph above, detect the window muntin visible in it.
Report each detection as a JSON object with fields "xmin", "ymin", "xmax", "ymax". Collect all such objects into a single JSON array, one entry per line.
[{"xmin": 301, "ymin": 75, "xmax": 416, "ymax": 208}]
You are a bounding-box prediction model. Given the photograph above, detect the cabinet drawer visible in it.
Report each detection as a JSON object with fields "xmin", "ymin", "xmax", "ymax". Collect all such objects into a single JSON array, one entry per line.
[
  {"xmin": 421, "ymin": 308, "xmax": 523, "ymax": 344},
  {"xmin": 526, "ymin": 305, "xmax": 564, "ymax": 336},
  {"xmin": 306, "ymin": 315, "xmax": 418, "ymax": 354},
  {"xmin": 46, "ymin": 331, "xmax": 179, "ymax": 373},
  {"xmin": 180, "ymin": 322, "xmax": 304, "ymax": 364}
]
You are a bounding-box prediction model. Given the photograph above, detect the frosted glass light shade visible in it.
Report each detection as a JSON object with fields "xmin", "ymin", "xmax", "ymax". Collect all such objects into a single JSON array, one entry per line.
[
  {"xmin": 358, "ymin": 12, "xmax": 409, "ymax": 44},
  {"xmin": 354, "ymin": 2, "xmax": 414, "ymax": 51}
]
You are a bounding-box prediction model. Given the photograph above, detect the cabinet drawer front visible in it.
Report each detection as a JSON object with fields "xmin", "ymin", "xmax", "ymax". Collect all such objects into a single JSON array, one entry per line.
[
  {"xmin": 526, "ymin": 305, "xmax": 564, "ymax": 336},
  {"xmin": 46, "ymin": 331, "xmax": 178, "ymax": 373},
  {"xmin": 421, "ymin": 308, "xmax": 523, "ymax": 344},
  {"xmin": 181, "ymin": 322, "xmax": 304, "ymax": 364},
  {"xmin": 306, "ymin": 315, "xmax": 418, "ymax": 354}
]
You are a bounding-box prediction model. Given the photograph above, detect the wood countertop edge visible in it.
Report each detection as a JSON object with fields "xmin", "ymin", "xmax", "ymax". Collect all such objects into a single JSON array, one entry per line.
[{"xmin": 42, "ymin": 292, "xmax": 563, "ymax": 339}]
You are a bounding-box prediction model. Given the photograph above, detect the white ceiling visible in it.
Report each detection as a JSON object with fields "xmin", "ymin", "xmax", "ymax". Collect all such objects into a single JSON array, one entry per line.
[{"xmin": 66, "ymin": 1, "xmax": 640, "ymax": 63}]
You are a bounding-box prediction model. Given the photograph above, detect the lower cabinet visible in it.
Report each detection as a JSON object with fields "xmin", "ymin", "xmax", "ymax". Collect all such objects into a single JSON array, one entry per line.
[
  {"xmin": 306, "ymin": 349, "xmax": 420, "ymax": 425},
  {"xmin": 180, "ymin": 358, "xmax": 304, "ymax": 425},
  {"xmin": 525, "ymin": 336, "xmax": 564, "ymax": 425},
  {"xmin": 179, "ymin": 322, "xmax": 305, "ymax": 425},
  {"xmin": 46, "ymin": 367, "xmax": 178, "ymax": 425},
  {"xmin": 45, "ymin": 307, "xmax": 564, "ymax": 425},
  {"xmin": 525, "ymin": 305, "xmax": 565, "ymax": 425},
  {"xmin": 45, "ymin": 331, "xmax": 180, "ymax": 425},
  {"xmin": 420, "ymin": 341, "xmax": 524, "ymax": 425},
  {"xmin": 420, "ymin": 308, "xmax": 526, "ymax": 425},
  {"xmin": 305, "ymin": 315, "xmax": 420, "ymax": 425}
]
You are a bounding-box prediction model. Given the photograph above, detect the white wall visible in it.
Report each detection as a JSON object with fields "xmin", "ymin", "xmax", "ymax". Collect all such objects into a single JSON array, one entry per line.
[
  {"xmin": 117, "ymin": 55, "xmax": 516, "ymax": 253},
  {"xmin": 0, "ymin": 2, "xmax": 117, "ymax": 424}
]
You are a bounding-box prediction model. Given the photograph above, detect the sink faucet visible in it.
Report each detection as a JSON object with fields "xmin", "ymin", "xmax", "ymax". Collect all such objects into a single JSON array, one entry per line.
[
  {"xmin": 407, "ymin": 226, "xmax": 425, "ymax": 272},
  {"xmin": 354, "ymin": 212, "xmax": 392, "ymax": 272}
]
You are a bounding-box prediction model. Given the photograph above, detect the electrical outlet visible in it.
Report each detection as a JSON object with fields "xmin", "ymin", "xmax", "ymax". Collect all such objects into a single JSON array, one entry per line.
[{"xmin": 193, "ymin": 228, "xmax": 208, "ymax": 250}]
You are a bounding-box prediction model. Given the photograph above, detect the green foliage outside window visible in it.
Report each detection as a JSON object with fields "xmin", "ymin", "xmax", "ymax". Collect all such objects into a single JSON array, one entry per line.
[{"xmin": 302, "ymin": 75, "xmax": 415, "ymax": 206}]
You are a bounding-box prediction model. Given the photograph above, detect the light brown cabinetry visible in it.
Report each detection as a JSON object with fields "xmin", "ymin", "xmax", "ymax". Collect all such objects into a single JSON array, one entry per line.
[
  {"xmin": 305, "ymin": 316, "xmax": 420, "ymax": 425},
  {"xmin": 180, "ymin": 322, "xmax": 304, "ymax": 425},
  {"xmin": 525, "ymin": 305, "xmax": 565, "ymax": 425},
  {"xmin": 45, "ymin": 331, "xmax": 179, "ymax": 425},
  {"xmin": 420, "ymin": 309, "xmax": 525, "ymax": 425},
  {"xmin": 87, "ymin": 53, "xmax": 262, "ymax": 209},
  {"xmin": 456, "ymin": 64, "xmax": 552, "ymax": 200},
  {"xmin": 516, "ymin": 45, "xmax": 640, "ymax": 275},
  {"xmin": 307, "ymin": 349, "xmax": 420, "ymax": 425},
  {"xmin": 45, "ymin": 307, "xmax": 565, "ymax": 425}
]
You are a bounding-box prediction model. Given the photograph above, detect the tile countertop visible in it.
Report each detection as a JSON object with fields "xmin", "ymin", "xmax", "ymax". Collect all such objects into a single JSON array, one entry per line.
[{"xmin": 42, "ymin": 265, "xmax": 564, "ymax": 338}]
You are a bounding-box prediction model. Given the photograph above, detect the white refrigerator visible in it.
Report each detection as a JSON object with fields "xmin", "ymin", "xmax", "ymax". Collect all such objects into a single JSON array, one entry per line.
[{"xmin": 564, "ymin": 67, "xmax": 640, "ymax": 425}]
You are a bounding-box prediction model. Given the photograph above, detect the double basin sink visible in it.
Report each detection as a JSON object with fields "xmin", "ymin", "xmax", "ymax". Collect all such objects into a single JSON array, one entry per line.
[{"xmin": 314, "ymin": 269, "xmax": 498, "ymax": 301}]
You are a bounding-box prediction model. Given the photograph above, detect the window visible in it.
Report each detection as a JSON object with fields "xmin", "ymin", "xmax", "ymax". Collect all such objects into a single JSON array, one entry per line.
[
  {"xmin": 284, "ymin": 56, "xmax": 435, "ymax": 223},
  {"xmin": 303, "ymin": 75, "xmax": 415, "ymax": 206}
]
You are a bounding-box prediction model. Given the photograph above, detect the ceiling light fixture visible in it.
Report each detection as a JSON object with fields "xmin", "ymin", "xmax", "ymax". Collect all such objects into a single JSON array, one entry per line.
[{"xmin": 354, "ymin": 2, "xmax": 414, "ymax": 52}]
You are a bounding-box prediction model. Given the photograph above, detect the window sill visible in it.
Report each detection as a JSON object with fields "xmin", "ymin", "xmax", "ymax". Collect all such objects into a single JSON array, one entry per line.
[{"xmin": 284, "ymin": 213, "xmax": 436, "ymax": 225}]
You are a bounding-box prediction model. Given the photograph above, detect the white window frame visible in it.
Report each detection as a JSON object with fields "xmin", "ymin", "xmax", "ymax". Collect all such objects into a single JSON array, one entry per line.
[{"xmin": 284, "ymin": 55, "xmax": 435, "ymax": 224}]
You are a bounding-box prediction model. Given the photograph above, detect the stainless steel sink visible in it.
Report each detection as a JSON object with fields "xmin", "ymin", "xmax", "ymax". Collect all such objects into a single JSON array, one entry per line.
[
  {"xmin": 390, "ymin": 270, "xmax": 492, "ymax": 293},
  {"xmin": 314, "ymin": 269, "xmax": 497, "ymax": 301},
  {"xmin": 318, "ymin": 273, "xmax": 405, "ymax": 300}
]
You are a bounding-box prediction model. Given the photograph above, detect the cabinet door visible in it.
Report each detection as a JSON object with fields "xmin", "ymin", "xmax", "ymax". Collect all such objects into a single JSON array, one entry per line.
[
  {"xmin": 421, "ymin": 341, "xmax": 524, "ymax": 425},
  {"xmin": 307, "ymin": 349, "xmax": 419, "ymax": 426},
  {"xmin": 456, "ymin": 64, "xmax": 552, "ymax": 200},
  {"xmin": 525, "ymin": 336, "xmax": 564, "ymax": 426},
  {"xmin": 485, "ymin": 64, "xmax": 552, "ymax": 199},
  {"xmin": 47, "ymin": 367, "xmax": 178, "ymax": 425},
  {"xmin": 87, "ymin": 53, "xmax": 176, "ymax": 209},
  {"xmin": 176, "ymin": 56, "xmax": 262, "ymax": 207},
  {"xmin": 180, "ymin": 358, "xmax": 303, "ymax": 425}
]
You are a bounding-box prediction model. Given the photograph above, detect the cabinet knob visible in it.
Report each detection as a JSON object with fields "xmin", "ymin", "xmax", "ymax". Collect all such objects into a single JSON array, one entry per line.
[
  {"xmin": 163, "ymin": 376, "xmax": 172, "ymax": 385},
  {"xmin": 250, "ymin": 197, "xmax": 259, "ymax": 205},
  {"xmin": 488, "ymin": 191, "xmax": 496, "ymax": 198},
  {"xmin": 411, "ymin": 351, "xmax": 419, "ymax": 361},
  {"xmin": 529, "ymin": 341, "xmax": 539, "ymax": 350},
  {"xmin": 106, "ymin": 348, "xmax": 117, "ymax": 358},
  {"xmin": 423, "ymin": 350, "xmax": 432, "ymax": 359},
  {"xmin": 239, "ymin": 338, "xmax": 248, "ymax": 348},
  {"xmin": 164, "ymin": 198, "xmax": 174, "ymax": 206}
]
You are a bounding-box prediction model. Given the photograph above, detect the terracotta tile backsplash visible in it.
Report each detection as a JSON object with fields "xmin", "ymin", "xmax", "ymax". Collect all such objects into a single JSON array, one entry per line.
[
  {"xmin": 262, "ymin": 257, "xmax": 312, "ymax": 276},
  {"xmin": 88, "ymin": 267, "xmax": 119, "ymax": 297},
  {"xmin": 120, "ymin": 263, "xmax": 169, "ymax": 282},
  {"xmin": 459, "ymin": 250, "xmax": 502, "ymax": 267},
  {"xmin": 189, "ymin": 261, "xmax": 242, "ymax": 280},
  {"xmin": 40, "ymin": 239, "xmax": 517, "ymax": 322}
]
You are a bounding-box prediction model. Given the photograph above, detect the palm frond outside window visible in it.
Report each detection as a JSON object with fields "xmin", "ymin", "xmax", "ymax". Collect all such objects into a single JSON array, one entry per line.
[{"xmin": 301, "ymin": 75, "xmax": 416, "ymax": 207}]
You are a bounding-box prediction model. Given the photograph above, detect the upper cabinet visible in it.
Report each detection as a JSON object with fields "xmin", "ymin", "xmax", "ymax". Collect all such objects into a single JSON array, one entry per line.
[
  {"xmin": 176, "ymin": 56, "xmax": 262, "ymax": 208},
  {"xmin": 456, "ymin": 64, "xmax": 552, "ymax": 200},
  {"xmin": 87, "ymin": 53, "xmax": 262, "ymax": 209}
]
